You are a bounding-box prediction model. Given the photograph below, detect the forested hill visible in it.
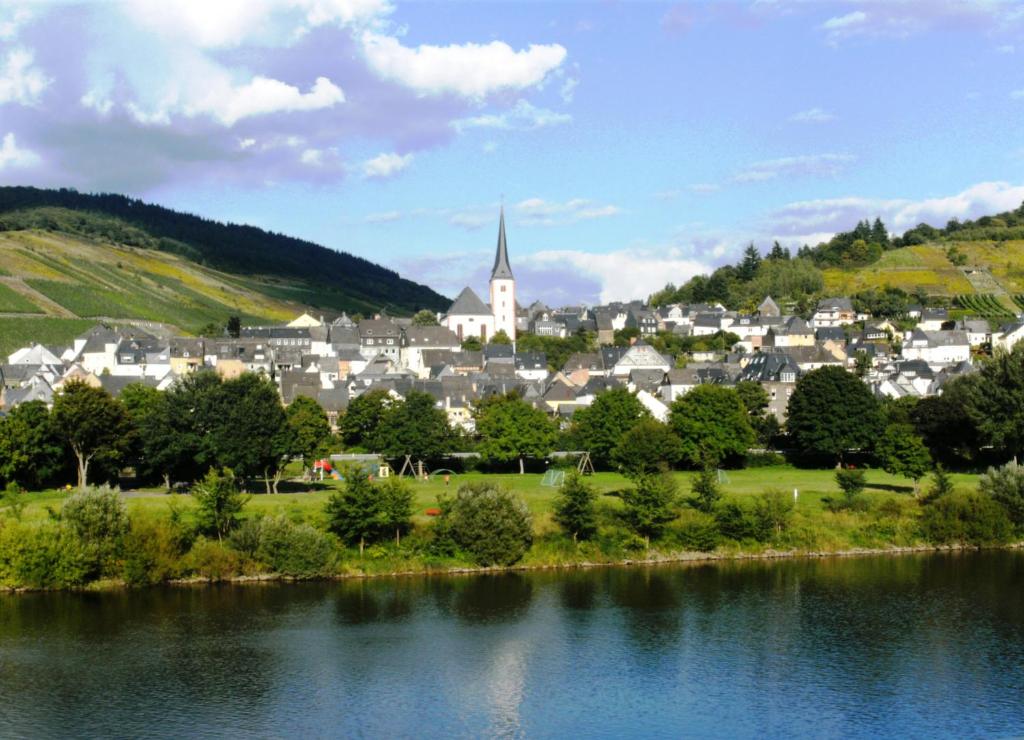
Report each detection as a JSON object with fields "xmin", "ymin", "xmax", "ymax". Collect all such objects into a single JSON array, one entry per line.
[{"xmin": 0, "ymin": 187, "xmax": 448, "ymax": 314}]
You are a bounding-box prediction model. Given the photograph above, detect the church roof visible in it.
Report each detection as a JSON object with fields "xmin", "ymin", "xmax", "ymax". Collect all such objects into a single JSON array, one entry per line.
[
  {"xmin": 447, "ymin": 287, "xmax": 491, "ymax": 316},
  {"xmin": 491, "ymin": 208, "xmax": 514, "ymax": 280}
]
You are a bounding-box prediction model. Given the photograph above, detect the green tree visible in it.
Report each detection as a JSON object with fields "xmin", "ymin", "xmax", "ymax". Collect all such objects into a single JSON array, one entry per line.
[
  {"xmin": 611, "ymin": 419, "xmax": 684, "ymax": 477},
  {"xmin": 461, "ymin": 336, "xmax": 482, "ymax": 351},
  {"xmin": 285, "ymin": 396, "xmax": 332, "ymax": 465},
  {"xmin": 753, "ymin": 489, "xmax": 795, "ymax": 539},
  {"xmin": 374, "ymin": 391, "xmax": 452, "ymax": 461},
  {"xmin": 191, "ymin": 468, "xmax": 249, "ymax": 541},
  {"xmin": 570, "ymin": 388, "xmax": 649, "ymax": 467},
  {"xmin": 226, "ymin": 315, "xmax": 241, "ymax": 338},
  {"xmin": 921, "ymin": 491, "xmax": 1013, "ymax": 546},
  {"xmin": 489, "ymin": 329, "xmax": 512, "ymax": 345},
  {"xmin": 379, "ymin": 477, "xmax": 414, "ymax": 545},
  {"xmin": 439, "ymin": 483, "xmax": 533, "ymax": 566},
  {"xmin": 209, "ymin": 374, "xmax": 288, "ymax": 491},
  {"xmin": 411, "ymin": 309, "xmax": 439, "ymax": 326},
  {"xmin": 325, "ymin": 469, "xmax": 384, "ymax": 555},
  {"xmin": 831, "ymin": 467, "xmax": 866, "ymax": 510},
  {"xmin": 737, "ymin": 242, "xmax": 762, "ymax": 282},
  {"xmin": 875, "ymin": 424, "xmax": 932, "ymax": 493},
  {"xmin": 669, "ymin": 385, "xmax": 754, "ymax": 467},
  {"xmin": 689, "ymin": 465, "xmax": 721, "ymax": 513},
  {"xmin": 52, "ymin": 380, "xmax": 131, "ymax": 489},
  {"xmin": 61, "ymin": 485, "xmax": 130, "ymax": 576},
  {"xmin": 339, "ymin": 388, "xmax": 391, "ymax": 448},
  {"xmin": 958, "ymin": 345, "xmax": 1024, "ymax": 460},
  {"xmin": 119, "ymin": 382, "xmax": 164, "ymax": 484},
  {"xmin": 923, "ymin": 464, "xmax": 955, "ymax": 503},
  {"xmin": 0, "ymin": 400, "xmax": 64, "ymax": 489},
  {"xmin": 552, "ymin": 471, "xmax": 598, "ymax": 543},
  {"xmin": 978, "ymin": 461, "xmax": 1024, "ymax": 531},
  {"xmin": 620, "ymin": 472, "xmax": 679, "ymax": 546},
  {"xmin": 475, "ymin": 392, "xmax": 557, "ymax": 474},
  {"xmin": 786, "ymin": 366, "xmax": 883, "ymax": 463}
]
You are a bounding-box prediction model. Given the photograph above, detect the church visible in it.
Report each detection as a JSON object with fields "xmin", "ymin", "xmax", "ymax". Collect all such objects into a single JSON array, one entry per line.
[{"xmin": 443, "ymin": 209, "xmax": 517, "ymax": 342}]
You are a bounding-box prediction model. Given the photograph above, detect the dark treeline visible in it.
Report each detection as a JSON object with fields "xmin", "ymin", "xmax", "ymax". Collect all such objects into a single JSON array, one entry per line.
[{"xmin": 0, "ymin": 187, "xmax": 449, "ymax": 314}]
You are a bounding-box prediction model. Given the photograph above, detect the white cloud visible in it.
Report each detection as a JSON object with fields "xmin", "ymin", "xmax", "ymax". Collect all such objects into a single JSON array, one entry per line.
[
  {"xmin": 525, "ymin": 247, "xmax": 711, "ymax": 304},
  {"xmin": 0, "ymin": 48, "xmax": 50, "ymax": 106},
  {"xmin": 560, "ymin": 76, "xmax": 579, "ymax": 103},
  {"xmin": 514, "ymin": 197, "xmax": 620, "ymax": 226},
  {"xmin": 1012, "ymin": 89, "xmax": 1024, "ymax": 99},
  {"xmin": 765, "ymin": 181, "xmax": 1024, "ymax": 241},
  {"xmin": 362, "ymin": 151, "xmax": 412, "ymax": 178},
  {"xmin": 821, "ymin": 10, "xmax": 867, "ymax": 32},
  {"xmin": 191, "ymin": 75, "xmax": 344, "ymax": 126},
  {"xmin": 449, "ymin": 211, "xmax": 494, "ymax": 230},
  {"xmin": 0, "ymin": 6, "xmax": 33, "ymax": 40},
  {"xmin": 816, "ymin": 3, "xmax": 1024, "ymax": 44},
  {"xmin": 996, "ymin": 44, "xmax": 1015, "ymax": 54},
  {"xmin": 360, "ymin": 31, "xmax": 567, "ymax": 99},
  {"xmin": 790, "ymin": 107, "xmax": 835, "ymax": 123},
  {"xmin": 734, "ymin": 153, "xmax": 855, "ymax": 182},
  {"xmin": 364, "ymin": 210, "xmax": 401, "ymax": 223},
  {"xmin": 452, "ymin": 99, "xmax": 571, "ymax": 132},
  {"xmin": 0, "ymin": 132, "xmax": 40, "ymax": 170}
]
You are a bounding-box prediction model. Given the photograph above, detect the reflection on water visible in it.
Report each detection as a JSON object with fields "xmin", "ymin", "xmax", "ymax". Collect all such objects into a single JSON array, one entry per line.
[{"xmin": 2, "ymin": 552, "xmax": 1024, "ymax": 738}]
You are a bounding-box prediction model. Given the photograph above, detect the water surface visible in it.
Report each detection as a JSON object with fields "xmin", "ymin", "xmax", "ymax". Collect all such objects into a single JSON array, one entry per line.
[{"xmin": 2, "ymin": 552, "xmax": 1023, "ymax": 738}]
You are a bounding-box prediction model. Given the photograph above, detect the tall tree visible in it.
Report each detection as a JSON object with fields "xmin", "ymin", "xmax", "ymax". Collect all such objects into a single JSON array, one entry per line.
[
  {"xmin": 52, "ymin": 380, "xmax": 131, "ymax": 489},
  {"xmin": 325, "ymin": 469, "xmax": 385, "ymax": 555},
  {"xmin": 737, "ymin": 243, "xmax": 762, "ymax": 281},
  {"xmin": 379, "ymin": 477, "xmax": 414, "ymax": 546},
  {"xmin": 875, "ymin": 424, "xmax": 932, "ymax": 493},
  {"xmin": 958, "ymin": 345, "xmax": 1024, "ymax": 461},
  {"xmin": 669, "ymin": 385, "xmax": 754, "ymax": 467},
  {"xmin": 208, "ymin": 373, "xmax": 287, "ymax": 490},
  {"xmin": 119, "ymin": 382, "xmax": 164, "ymax": 484},
  {"xmin": 552, "ymin": 471, "xmax": 598, "ymax": 543},
  {"xmin": 338, "ymin": 388, "xmax": 391, "ymax": 449},
  {"xmin": 611, "ymin": 419, "xmax": 684, "ymax": 477},
  {"xmin": 620, "ymin": 472, "xmax": 679, "ymax": 546},
  {"xmin": 192, "ymin": 467, "xmax": 248, "ymax": 541},
  {"xmin": 285, "ymin": 396, "xmax": 332, "ymax": 465},
  {"xmin": 0, "ymin": 400, "xmax": 64, "ymax": 489},
  {"xmin": 475, "ymin": 392, "xmax": 557, "ymax": 474},
  {"xmin": 786, "ymin": 366, "xmax": 883, "ymax": 463},
  {"xmin": 374, "ymin": 391, "xmax": 452, "ymax": 461},
  {"xmin": 570, "ymin": 388, "xmax": 649, "ymax": 467}
]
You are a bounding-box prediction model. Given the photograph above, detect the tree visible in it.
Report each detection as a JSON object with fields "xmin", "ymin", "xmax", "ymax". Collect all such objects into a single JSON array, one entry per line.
[
  {"xmin": 737, "ymin": 242, "xmax": 762, "ymax": 282},
  {"xmin": 192, "ymin": 468, "xmax": 249, "ymax": 541},
  {"xmin": 689, "ymin": 465, "xmax": 721, "ymax": 513},
  {"xmin": 338, "ymin": 388, "xmax": 391, "ymax": 449},
  {"xmin": 461, "ymin": 336, "xmax": 482, "ymax": 351},
  {"xmin": 753, "ymin": 490, "xmax": 794, "ymax": 539},
  {"xmin": 922, "ymin": 464, "xmax": 955, "ymax": 503},
  {"xmin": 958, "ymin": 345, "xmax": 1024, "ymax": 460},
  {"xmin": 620, "ymin": 472, "xmax": 679, "ymax": 546},
  {"xmin": 411, "ymin": 309, "xmax": 439, "ymax": 326},
  {"xmin": 52, "ymin": 380, "xmax": 131, "ymax": 489},
  {"xmin": 374, "ymin": 391, "xmax": 452, "ymax": 461},
  {"xmin": 379, "ymin": 477, "xmax": 414, "ymax": 545},
  {"xmin": 285, "ymin": 396, "xmax": 332, "ymax": 466},
  {"xmin": 669, "ymin": 385, "xmax": 754, "ymax": 467},
  {"xmin": 119, "ymin": 382, "xmax": 164, "ymax": 483},
  {"xmin": 475, "ymin": 392, "xmax": 557, "ymax": 474},
  {"xmin": 325, "ymin": 469, "xmax": 384, "ymax": 555},
  {"xmin": 611, "ymin": 419, "xmax": 684, "ymax": 477},
  {"xmin": 61, "ymin": 486, "xmax": 130, "ymax": 576},
  {"xmin": 978, "ymin": 461, "xmax": 1024, "ymax": 531},
  {"xmin": 735, "ymin": 380, "xmax": 769, "ymax": 417},
  {"xmin": 875, "ymin": 424, "xmax": 931, "ymax": 493},
  {"xmin": 552, "ymin": 471, "xmax": 598, "ymax": 543},
  {"xmin": 208, "ymin": 373, "xmax": 288, "ymax": 491},
  {"xmin": 786, "ymin": 366, "xmax": 883, "ymax": 463},
  {"xmin": 489, "ymin": 329, "xmax": 512, "ymax": 345},
  {"xmin": 832, "ymin": 467, "xmax": 866, "ymax": 510},
  {"xmin": 226, "ymin": 315, "xmax": 241, "ymax": 338},
  {"xmin": 854, "ymin": 350, "xmax": 871, "ymax": 378},
  {"xmin": 570, "ymin": 388, "xmax": 649, "ymax": 467},
  {"xmin": 439, "ymin": 483, "xmax": 533, "ymax": 566},
  {"xmin": 0, "ymin": 400, "xmax": 64, "ymax": 489}
]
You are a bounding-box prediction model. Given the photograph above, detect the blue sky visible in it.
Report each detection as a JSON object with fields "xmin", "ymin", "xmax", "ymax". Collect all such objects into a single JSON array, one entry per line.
[{"xmin": 2, "ymin": 1, "xmax": 1024, "ymax": 305}]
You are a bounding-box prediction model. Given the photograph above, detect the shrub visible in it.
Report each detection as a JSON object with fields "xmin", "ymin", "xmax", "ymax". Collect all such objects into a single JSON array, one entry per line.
[
  {"xmin": 2, "ymin": 483, "xmax": 27, "ymax": 521},
  {"xmin": 753, "ymin": 490, "xmax": 795, "ymax": 540},
  {"xmin": 185, "ymin": 537, "xmax": 242, "ymax": 581},
  {"xmin": 611, "ymin": 419, "xmax": 683, "ymax": 477},
  {"xmin": 714, "ymin": 501, "xmax": 760, "ymax": 542},
  {"xmin": 921, "ymin": 491, "xmax": 1013, "ymax": 546},
  {"xmin": 325, "ymin": 470, "xmax": 384, "ymax": 555},
  {"xmin": 978, "ymin": 461, "xmax": 1024, "ymax": 530},
  {"xmin": 253, "ymin": 516, "xmax": 337, "ymax": 578},
  {"xmin": 689, "ymin": 466, "xmax": 721, "ymax": 513},
  {"xmin": 227, "ymin": 517, "xmax": 263, "ymax": 559},
  {"xmin": 0, "ymin": 523, "xmax": 90, "ymax": 589},
  {"xmin": 826, "ymin": 468, "xmax": 868, "ymax": 512},
  {"xmin": 672, "ymin": 513, "xmax": 720, "ymax": 552},
  {"xmin": 192, "ymin": 468, "xmax": 249, "ymax": 541},
  {"xmin": 122, "ymin": 519, "xmax": 185, "ymax": 586},
  {"xmin": 440, "ymin": 483, "xmax": 533, "ymax": 566},
  {"xmin": 620, "ymin": 472, "xmax": 679, "ymax": 545},
  {"xmin": 552, "ymin": 471, "xmax": 598, "ymax": 543},
  {"xmin": 921, "ymin": 464, "xmax": 955, "ymax": 504},
  {"xmin": 61, "ymin": 485, "xmax": 129, "ymax": 576}
]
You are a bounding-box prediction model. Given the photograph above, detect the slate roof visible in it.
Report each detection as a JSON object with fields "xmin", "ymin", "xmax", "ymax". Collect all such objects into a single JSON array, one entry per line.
[
  {"xmin": 404, "ymin": 326, "xmax": 460, "ymax": 347},
  {"xmin": 491, "ymin": 208, "xmax": 514, "ymax": 280},
  {"xmin": 447, "ymin": 287, "xmax": 491, "ymax": 316}
]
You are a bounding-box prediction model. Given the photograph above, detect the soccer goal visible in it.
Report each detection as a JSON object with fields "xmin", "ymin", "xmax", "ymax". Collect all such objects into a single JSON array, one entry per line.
[
  {"xmin": 540, "ymin": 469, "xmax": 566, "ymax": 487},
  {"xmin": 717, "ymin": 469, "xmax": 730, "ymax": 484}
]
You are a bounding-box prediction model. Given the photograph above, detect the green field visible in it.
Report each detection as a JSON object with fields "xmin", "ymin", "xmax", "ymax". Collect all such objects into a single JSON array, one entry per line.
[
  {"xmin": 0, "ymin": 317, "xmax": 95, "ymax": 358},
  {"xmin": 0, "ymin": 282, "xmax": 39, "ymax": 313}
]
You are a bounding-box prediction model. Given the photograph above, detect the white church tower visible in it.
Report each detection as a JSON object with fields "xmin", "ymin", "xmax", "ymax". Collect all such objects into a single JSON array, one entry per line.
[{"xmin": 489, "ymin": 208, "xmax": 517, "ymax": 341}]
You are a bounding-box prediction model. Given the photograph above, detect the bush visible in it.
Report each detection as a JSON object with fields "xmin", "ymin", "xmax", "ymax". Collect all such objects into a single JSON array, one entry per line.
[
  {"xmin": 122, "ymin": 519, "xmax": 185, "ymax": 586},
  {"xmin": 440, "ymin": 483, "xmax": 533, "ymax": 566},
  {"xmin": 689, "ymin": 466, "xmax": 721, "ymax": 513},
  {"xmin": 714, "ymin": 501, "xmax": 760, "ymax": 542},
  {"xmin": 672, "ymin": 513, "xmax": 720, "ymax": 551},
  {"xmin": 61, "ymin": 485, "xmax": 129, "ymax": 576},
  {"xmin": 826, "ymin": 468, "xmax": 868, "ymax": 512},
  {"xmin": 621, "ymin": 472, "xmax": 680, "ymax": 545},
  {"xmin": 753, "ymin": 490, "xmax": 795, "ymax": 540},
  {"xmin": 185, "ymin": 537, "xmax": 242, "ymax": 581},
  {"xmin": 978, "ymin": 461, "xmax": 1024, "ymax": 530},
  {"xmin": 0, "ymin": 523, "xmax": 90, "ymax": 589},
  {"xmin": 744, "ymin": 451, "xmax": 787, "ymax": 468},
  {"xmin": 552, "ymin": 471, "xmax": 598, "ymax": 543},
  {"xmin": 253, "ymin": 516, "xmax": 337, "ymax": 578},
  {"xmin": 921, "ymin": 491, "xmax": 1013, "ymax": 546},
  {"xmin": 192, "ymin": 468, "xmax": 249, "ymax": 541}
]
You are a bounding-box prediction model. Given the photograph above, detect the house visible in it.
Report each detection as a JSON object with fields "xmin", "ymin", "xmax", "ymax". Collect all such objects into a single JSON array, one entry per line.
[
  {"xmin": 514, "ymin": 351, "xmax": 549, "ymax": 381},
  {"xmin": 738, "ymin": 351, "xmax": 801, "ymax": 420},
  {"xmin": 918, "ymin": 307, "xmax": 950, "ymax": 332},
  {"xmin": 358, "ymin": 319, "xmax": 401, "ymax": 361},
  {"xmin": 757, "ymin": 295, "xmax": 781, "ymax": 318},
  {"xmin": 169, "ymin": 338, "xmax": 204, "ymax": 375},
  {"xmin": 287, "ymin": 312, "xmax": 323, "ymax": 328},
  {"xmin": 901, "ymin": 329, "xmax": 971, "ymax": 365},
  {"xmin": 692, "ymin": 312, "xmax": 734, "ymax": 337},
  {"xmin": 626, "ymin": 308, "xmax": 659, "ymax": 336},
  {"xmin": 530, "ymin": 313, "xmax": 569, "ymax": 338},
  {"xmin": 611, "ymin": 343, "xmax": 671, "ymax": 377},
  {"xmin": 401, "ymin": 326, "xmax": 460, "ymax": 375},
  {"xmin": 659, "ymin": 363, "xmax": 732, "ymax": 403},
  {"xmin": 765, "ymin": 317, "xmax": 814, "ymax": 348},
  {"xmin": 561, "ymin": 352, "xmax": 604, "ymax": 386},
  {"xmin": 811, "ymin": 297, "xmax": 856, "ymax": 327},
  {"xmin": 993, "ymin": 321, "xmax": 1024, "ymax": 353},
  {"xmin": 957, "ymin": 318, "xmax": 990, "ymax": 348},
  {"xmin": 208, "ymin": 340, "xmax": 273, "ymax": 378},
  {"xmin": 7, "ymin": 344, "xmax": 63, "ymax": 366}
]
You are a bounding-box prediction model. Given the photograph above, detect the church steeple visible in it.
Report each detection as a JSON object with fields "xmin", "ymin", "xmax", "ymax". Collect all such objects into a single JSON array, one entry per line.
[{"xmin": 491, "ymin": 207, "xmax": 514, "ymax": 280}]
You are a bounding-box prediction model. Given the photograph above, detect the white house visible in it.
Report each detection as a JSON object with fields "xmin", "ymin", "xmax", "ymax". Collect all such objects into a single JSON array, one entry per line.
[{"xmin": 901, "ymin": 329, "xmax": 971, "ymax": 365}]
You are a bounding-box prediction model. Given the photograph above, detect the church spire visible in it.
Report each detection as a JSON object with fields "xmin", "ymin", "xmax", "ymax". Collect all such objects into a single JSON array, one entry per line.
[{"xmin": 491, "ymin": 207, "xmax": 514, "ymax": 280}]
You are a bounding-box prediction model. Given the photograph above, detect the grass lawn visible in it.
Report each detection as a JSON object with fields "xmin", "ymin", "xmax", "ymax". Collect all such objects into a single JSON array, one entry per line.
[
  {"xmin": 0, "ymin": 316, "xmax": 96, "ymax": 358},
  {"xmin": 15, "ymin": 465, "xmax": 981, "ymax": 527}
]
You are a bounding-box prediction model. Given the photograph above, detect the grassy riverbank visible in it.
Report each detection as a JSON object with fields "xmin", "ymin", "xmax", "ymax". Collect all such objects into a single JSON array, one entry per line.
[{"xmin": 1, "ymin": 465, "xmax": 1001, "ymax": 591}]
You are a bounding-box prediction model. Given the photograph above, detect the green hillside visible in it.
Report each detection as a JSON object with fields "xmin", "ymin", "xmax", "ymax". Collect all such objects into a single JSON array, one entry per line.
[{"xmin": 0, "ymin": 186, "xmax": 448, "ymax": 316}]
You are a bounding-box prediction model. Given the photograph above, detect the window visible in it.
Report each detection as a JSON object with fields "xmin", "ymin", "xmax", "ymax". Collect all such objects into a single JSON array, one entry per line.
[{"xmin": 501, "ymin": 285, "xmax": 507, "ymax": 292}]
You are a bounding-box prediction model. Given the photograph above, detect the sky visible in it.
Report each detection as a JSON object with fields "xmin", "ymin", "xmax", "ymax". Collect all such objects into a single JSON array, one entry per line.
[{"xmin": 2, "ymin": 1, "xmax": 1024, "ymax": 306}]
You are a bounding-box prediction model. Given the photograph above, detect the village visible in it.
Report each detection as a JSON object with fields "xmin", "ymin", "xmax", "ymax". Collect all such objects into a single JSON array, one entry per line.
[{"xmin": 3, "ymin": 212, "xmax": 1022, "ymax": 429}]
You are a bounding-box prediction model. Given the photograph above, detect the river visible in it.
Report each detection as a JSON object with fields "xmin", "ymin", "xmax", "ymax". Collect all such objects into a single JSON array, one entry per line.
[{"xmin": 1, "ymin": 552, "xmax": 1022, "ymax": 738}]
